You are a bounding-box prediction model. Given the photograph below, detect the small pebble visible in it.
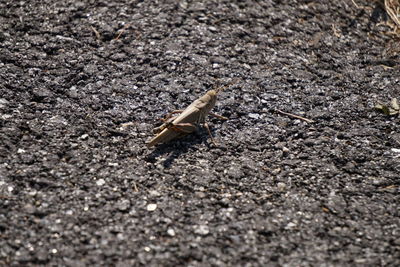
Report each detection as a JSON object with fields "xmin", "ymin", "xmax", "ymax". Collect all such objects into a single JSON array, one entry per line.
[
  {"xmin": 248, "ymin": 113, "xmax": 260, "ymax": 119},
  {"xmin": 0, "ymin": 98, "xmax": 9, "ymax": 109},
  {"xmin": 167, "ymin": 228, "xmax": 176, "ymax": 237},
  {"xmin": 391, "ymin": 148, "xmax": 400, "ymax": 153},
  {"xmin": 117, "ymin": 199, "xmax": 130, "ymax": 211},
  {"xmin": 96, "ymin": 179, "xmax": 105, "ymax": 186},
  {"xmin": 209, "ymin": 26, "xmax": 217, "ymax": 32},
  {"xmin": 194, "ymin": 225, "xmax": 209, "ymax": 236},
  {"xmin": 277, "ymin": 182, "xmax": 286, "ymax": 191},
  {"xmin": 147, "ymin": 203, "xmax": 157, "ymax": 211},
  {"xmin": 285, "ymin": 222, "xmax": 297, "ymax": 229}
]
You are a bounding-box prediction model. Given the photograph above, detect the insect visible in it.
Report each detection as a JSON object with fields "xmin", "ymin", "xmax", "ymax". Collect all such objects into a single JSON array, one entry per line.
[{"xmin": 146, "ymin": 82, "xmax": 234, "ymax": 147}]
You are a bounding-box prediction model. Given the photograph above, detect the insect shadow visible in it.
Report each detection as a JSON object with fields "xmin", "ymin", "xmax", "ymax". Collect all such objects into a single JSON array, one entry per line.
[{"xmin": 145, "ymin": 128, "xmax": 214, "ymax": 168}]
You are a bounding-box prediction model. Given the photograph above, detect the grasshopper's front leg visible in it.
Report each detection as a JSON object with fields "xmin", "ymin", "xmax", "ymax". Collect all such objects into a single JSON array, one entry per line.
[{"xmin": 203, "ymin": 122, "xmax": 218, "ymax": 146}]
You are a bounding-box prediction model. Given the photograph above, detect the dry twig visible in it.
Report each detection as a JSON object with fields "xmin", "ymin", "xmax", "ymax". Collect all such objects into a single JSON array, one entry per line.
[
  {"xmin": 275, "ymin": 109, "xmax": 314, "ymax": 123},
  {"xmin": 114, "ymin": 23, "xmax": 132, "ymax": 40},
  {"xmin": 384, "ymin": 0, "xmax": 400, "ymax": 28},
  {"xmin": 90, "ymin": 26, "xmax": 101, "ymax": 40},
  {"xmin": 351, "ymin": 0, "xmax": 360, "ymax": 8}
]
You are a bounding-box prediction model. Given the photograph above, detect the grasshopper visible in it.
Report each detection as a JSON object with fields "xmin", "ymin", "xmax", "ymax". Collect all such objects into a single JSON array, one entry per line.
[{"xmin": 146, "ymin": 83, "xmax": 233, "ymax": 147}]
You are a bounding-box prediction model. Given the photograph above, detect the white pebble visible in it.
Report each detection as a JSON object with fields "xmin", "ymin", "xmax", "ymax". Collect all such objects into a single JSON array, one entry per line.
[
  {"xmin": 96, "ymin": 179, "xmax": 105, "ymax": 186},
  {"xmin": 146, "ymin": 203, "xmax": 157, "ymax": 211},
  {"xmin": 194, "ymin": 225, "xmax": 209, "ymax": 235},
  {"xmin": 277, "ymin": 182, "xmax": 286, "ymax": 191},
  {"xmin": 167, "ymin": 228, "xmax": 176, "ymax": 237}
]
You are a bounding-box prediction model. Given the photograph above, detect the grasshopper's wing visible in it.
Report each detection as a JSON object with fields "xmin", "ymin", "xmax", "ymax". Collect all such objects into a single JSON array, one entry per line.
[{"xmin": 173, "ymin": 101, "xmax": 203, "ymax": 124}]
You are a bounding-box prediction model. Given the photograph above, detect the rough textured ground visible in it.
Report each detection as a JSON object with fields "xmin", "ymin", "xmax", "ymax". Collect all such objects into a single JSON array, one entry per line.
[{"xmin": 1, "ymin": 0, "xmax": 400, "ymax": 266}]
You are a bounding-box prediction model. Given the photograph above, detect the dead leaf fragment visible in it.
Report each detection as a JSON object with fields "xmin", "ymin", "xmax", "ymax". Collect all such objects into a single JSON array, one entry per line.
[
  {"xmin": 375, "ymin": 98, "xmax": 400, "ymax": 116},
  {"xmin": 390, "ymin": 97, "xmax": 399, "ymax": 111}
]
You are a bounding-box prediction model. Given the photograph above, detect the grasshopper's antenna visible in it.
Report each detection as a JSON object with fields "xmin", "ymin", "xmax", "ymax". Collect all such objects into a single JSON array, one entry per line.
[{"xmin": 215, "ymin": 78, "xmax": 240, "ymax": 94}]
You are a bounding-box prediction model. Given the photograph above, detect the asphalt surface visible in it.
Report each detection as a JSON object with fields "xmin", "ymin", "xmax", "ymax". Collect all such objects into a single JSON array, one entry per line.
[{"xmin": 1, "ymin": 0, "xmax": 400, "ymax": 266}]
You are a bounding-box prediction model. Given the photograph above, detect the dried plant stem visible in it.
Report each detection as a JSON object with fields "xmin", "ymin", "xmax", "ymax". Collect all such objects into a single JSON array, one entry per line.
[{"xmin": 276, "ymin": 109, "xmax": 314, "ymax": 123}]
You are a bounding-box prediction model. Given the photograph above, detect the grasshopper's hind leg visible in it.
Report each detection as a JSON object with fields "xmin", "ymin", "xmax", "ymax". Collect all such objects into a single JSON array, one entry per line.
[
  {"xmin": 162, "ymin": 110, "xmax": 184, "ymax": 122},
  {"xmin": 167, "ymin": 122, "xmax": 197, "ymax": 134},
  {"xmin": 153, "ymin": 110, "xmax": 185, "ymax": 134}
]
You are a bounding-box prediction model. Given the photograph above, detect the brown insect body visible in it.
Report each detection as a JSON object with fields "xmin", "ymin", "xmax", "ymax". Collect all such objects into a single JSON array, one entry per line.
[{"xmin": 146, "ymin": 89, "xmax": 223, "ymax": 147}]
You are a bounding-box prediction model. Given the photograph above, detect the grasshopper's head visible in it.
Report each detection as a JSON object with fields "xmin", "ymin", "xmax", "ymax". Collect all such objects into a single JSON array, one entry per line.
[
  {"xmin": 207, "ymin": 89, "xmax": 218, "ymax": 97},
  {"xmin": 205, "ymin": 86, "xmax": 223, "ymax": 99}
]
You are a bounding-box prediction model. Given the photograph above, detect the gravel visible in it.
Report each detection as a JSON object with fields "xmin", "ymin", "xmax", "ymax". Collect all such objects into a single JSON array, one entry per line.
[{"xmin": 1, "ymin": 0, "xmax": 399, "ymax": 266}]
